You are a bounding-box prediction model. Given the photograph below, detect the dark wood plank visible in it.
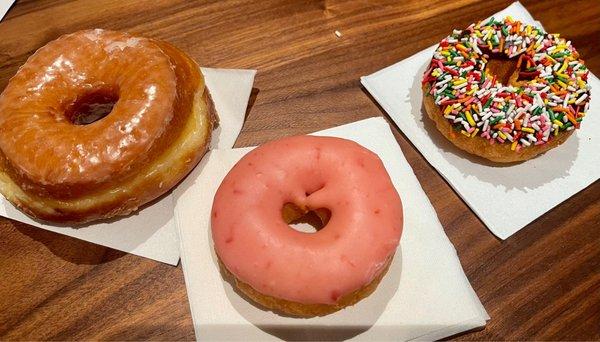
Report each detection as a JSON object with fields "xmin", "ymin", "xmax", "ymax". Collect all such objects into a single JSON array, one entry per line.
[{"xmin": 0, "ymin": 0, "xmax": 598, "ymax": 340}]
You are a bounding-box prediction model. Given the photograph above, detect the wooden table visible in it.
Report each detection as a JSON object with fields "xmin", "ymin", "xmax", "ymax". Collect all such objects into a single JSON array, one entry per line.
[{"xmin": 0, "ymin": 0, "xmax": 598, "ymax": 340}]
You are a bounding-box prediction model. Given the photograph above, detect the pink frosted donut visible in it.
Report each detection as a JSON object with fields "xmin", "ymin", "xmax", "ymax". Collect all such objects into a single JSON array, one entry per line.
[{"xmin": 211, "ymin": 135, "xmax": 403, "ymax": 316}]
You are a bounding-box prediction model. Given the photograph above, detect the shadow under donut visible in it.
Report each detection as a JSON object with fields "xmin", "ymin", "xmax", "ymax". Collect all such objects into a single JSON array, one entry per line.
[
  {"xmin": 3, "ymin": 187, "xmax": 174, "ymax": 265},
  {"xmin": 13, "ymin": 221, "xmax": 125, "ymax": 265},
  {"xmin": 207, "ymin": 219, "xmax": 403, "ymax": 341}
]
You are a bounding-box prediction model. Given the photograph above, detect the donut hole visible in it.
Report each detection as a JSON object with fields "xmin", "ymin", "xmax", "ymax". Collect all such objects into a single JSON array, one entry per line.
[
  {"xmin": 65, "ymin": 87, "xmax": 119, "ymax": 125},
  {"xmin": 485, "ymin": 54, "xmax": 520, "ymax": 85},
  {"xmin": 282, "ymin": 202, "xmax": 331, "ymax": 234}
]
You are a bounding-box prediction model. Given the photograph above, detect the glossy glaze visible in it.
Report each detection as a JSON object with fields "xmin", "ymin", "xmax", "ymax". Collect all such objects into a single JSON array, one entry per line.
[
  {"xmin": 0, "ymin": 29, "xmax": 176, "ymax": 193},
  {"xmin": 211, "ymin": 136, "xmax": 403, "ymax": 305},
  {"xmin": 0, "ymin": 29, "xmax": 214, "ymax": 222}
]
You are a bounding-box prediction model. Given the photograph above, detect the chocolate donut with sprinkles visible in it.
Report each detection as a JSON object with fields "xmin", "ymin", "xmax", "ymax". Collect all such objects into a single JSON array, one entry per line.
[{"xmin": 422, "ymin": 16, "xmax": 591, "ymax": 162}]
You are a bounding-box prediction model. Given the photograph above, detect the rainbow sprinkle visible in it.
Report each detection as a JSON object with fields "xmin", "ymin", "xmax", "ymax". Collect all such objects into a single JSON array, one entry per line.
[{"xmin": 422, "ymin": 17, "xmax": 591, "ymax": 151}]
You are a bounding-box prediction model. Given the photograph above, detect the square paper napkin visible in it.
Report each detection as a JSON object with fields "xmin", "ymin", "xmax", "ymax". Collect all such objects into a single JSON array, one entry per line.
[
  {"xmin": 176, "ymin": 117, "xmax": 488, "ymax": 341},
  {"xmin": 0, "ymin": 68, "xmax": 256, "ymax": 265},
  {"xmin": 0, "ymin": 0, "xmax": 14, "ymax": 21},
  {"xmin": 361, "ymin": 2, "xmax": 600, "ymax": 239}
]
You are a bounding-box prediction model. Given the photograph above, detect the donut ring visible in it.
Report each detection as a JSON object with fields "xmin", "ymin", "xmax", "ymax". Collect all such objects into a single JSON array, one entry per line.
[
  {"xmin": 422, "ymin": 17, "xmax": 591, "ymax": 163},
  {"xmin": 211, "ymin": 136, "xmax": 403, "ymax": 317},
  {"xmin": 0, "ymin": 29, "xmax": 216, "ymax": 223}
]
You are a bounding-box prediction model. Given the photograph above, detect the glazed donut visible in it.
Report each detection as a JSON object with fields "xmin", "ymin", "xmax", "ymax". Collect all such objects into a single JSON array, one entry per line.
[
  {"xmin": 0, "ymin": 29, "xmax": 217, "ymax": 223},
  {"xmin": 211, "ymin": 136, "xmax": 403, "ymax": 317},
  {"xmin": 422, "ymin": 17, "xmax": 591, "ymax": 163}
]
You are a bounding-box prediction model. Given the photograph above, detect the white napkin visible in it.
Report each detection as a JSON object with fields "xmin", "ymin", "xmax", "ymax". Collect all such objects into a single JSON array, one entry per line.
[
  {"xmin": 0, "ymin": 0, "xmax": 14, "ymax": 21},
  {"xmin": 0, "ymin": 68, "xmax": 256, "ymax": 265},
  {"xmin": 176, "ymin": 117, "xmax": 489, "ymax": 341},
  {"xmin": 361, "ymin": 1, "xmax": 600, "ymax": 239}
]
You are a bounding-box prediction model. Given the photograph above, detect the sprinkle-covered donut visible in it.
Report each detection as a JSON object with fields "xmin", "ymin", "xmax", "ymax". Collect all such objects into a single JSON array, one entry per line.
[
  {"xmin": 422, "ymin": 17, "xmax": 591, "ymax": 162},
  {"xmin": 211, "ymin": 135, "xmax": 403, "ymax": 317}
]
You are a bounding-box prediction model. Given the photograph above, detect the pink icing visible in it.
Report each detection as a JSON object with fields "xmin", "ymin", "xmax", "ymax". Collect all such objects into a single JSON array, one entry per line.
[{"xmin": 211, "ymin": 136, "xmax": 403, "ymax": 305}]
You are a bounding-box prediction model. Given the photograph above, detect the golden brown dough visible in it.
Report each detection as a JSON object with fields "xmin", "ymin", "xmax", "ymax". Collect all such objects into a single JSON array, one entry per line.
[
  {"xmin": 0, "ymin": 30, "xmax": 217, "ymax": 223},
  {"xmin": 422, "ymin": 87, "xmax": 573, "ymax": 163},
  {"xmin": 219, "ymin": 257, "xmax": 392, "ymax": 317},
  {"xmin": 421, "ymin": 17, "xmax": 590, "ymax": 163}
]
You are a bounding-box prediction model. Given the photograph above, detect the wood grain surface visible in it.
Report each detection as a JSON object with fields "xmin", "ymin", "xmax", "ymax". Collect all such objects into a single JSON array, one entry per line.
[{"xmin": 0, "ymin": 0, "xmax": 599, "ymax": 340}]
